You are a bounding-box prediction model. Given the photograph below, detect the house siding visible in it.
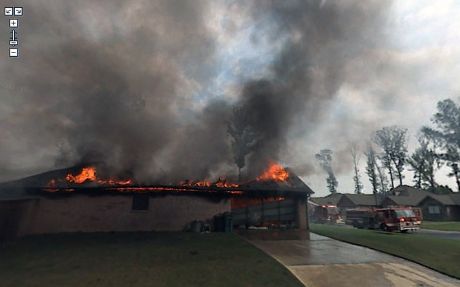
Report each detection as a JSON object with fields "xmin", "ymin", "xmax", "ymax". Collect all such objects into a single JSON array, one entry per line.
[
  {"xmin": 419, "ymin": 197, "xmax": 452, "ymax": 221},
  {"xmin": 448, "ymin": 206, "xmax": 460, "ymax": 221},
  {"xmin": 314, "ymin": 189, "xmax": 460, "ymax": 222},
  {"xmin": 0, "ymin": 199, "xmax": 38, "ymax": 240}
]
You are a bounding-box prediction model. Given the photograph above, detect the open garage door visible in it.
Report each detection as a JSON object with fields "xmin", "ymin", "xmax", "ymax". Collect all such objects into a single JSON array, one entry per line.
[{"xmin": 231, "ymin": 198, "xmax": 298, "ymax": 229}]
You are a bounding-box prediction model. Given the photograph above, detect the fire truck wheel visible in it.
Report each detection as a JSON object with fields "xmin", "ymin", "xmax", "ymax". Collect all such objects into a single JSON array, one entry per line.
[{"xmin": 380, "ymin": 223, "xmax": 390, "ymax": 232}]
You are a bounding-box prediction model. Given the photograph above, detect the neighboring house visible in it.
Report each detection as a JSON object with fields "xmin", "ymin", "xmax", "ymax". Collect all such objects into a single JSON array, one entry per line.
[
  {"xmin": 337, "ymin": 194, "xmax": 380, "ymax": 210},
  {"xmin": 310, "ymin": 193, "xmax": 343, "ymax": 207},
  {"xmin": 418, "ymin": 196, "xmax": 460, "ymax": 221},
  {"xmin": 310, "ymin": 193, "xmax": 380, "ymax": 219},
  {"xmin": 312, "ymin": 185, "xmax": 460, "ymax": 221},
  {"xmin": 381, "ymin": 185, "xmax": 428, "ymax": 207},
  {"xmin": 382, "ymin": 185, "xmax": 460, "ymax": 221},
  {"xmin": 310, "ymin": 193, "xmax": 380, "ymax": 210}
]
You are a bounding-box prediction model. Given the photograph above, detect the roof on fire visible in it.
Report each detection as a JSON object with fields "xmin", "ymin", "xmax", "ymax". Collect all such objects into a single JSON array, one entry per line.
[
  {"xmin": 0, "ymin": 166, "xmax": 314, "ymax": 200},
  {"xmin": 0, "ymin": 166, "xmax": 86, "ymax": 200},
  {"xmin": 243, "ymin": 167, "xmax": 314, "ymax": 194}
]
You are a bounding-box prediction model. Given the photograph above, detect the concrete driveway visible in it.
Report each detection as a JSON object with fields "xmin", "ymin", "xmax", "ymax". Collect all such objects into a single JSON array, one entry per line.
[{"xmin": 248, "ymin": 233, "xmax": 460, "ymax": 287}]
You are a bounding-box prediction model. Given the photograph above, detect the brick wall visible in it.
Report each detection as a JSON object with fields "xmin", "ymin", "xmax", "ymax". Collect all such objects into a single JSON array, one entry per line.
[
  {"xmin": 1, "ymin": 195, "xmax": 230, "ymax": 237},
  {"xmin": 0, "ymin": 200, "xmax": 37, "ymax": 240}
]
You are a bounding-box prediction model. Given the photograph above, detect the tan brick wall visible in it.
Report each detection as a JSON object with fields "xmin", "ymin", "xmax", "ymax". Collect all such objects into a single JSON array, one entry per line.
[{"xmin": 4, "ymin": 195, "xmax": 230, "ymax": 236}]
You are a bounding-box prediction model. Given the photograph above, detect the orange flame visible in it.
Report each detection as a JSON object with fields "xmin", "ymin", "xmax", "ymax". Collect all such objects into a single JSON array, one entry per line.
[
  {"xmin": 194, "ymin": 180, "xmax": 212, "ymax": 187},
  {"xmin": 99, "ymin": 179, "xmax": 133, "ymax": 186},
  {"xmin": 44, "ymin": 179, "xmax": 59, "ymax": 192},
  {"xmin": 46, "ymin": 163, "xmax": 288, "ymax": 192},
  {"xmin": 257, "ymin": 163, "xmax": 289, "ymax": 182},
  {"xmin": 215, "ymin": 177, "xmax": 239, "ymax": 188},
  {"xmin": 180, "ymin": 180, "xmax": 211, "ymax": 187},
  {"xmin": 65, "ymin": 167, "xmax": 133, "ymax": 186},
  {"xmin": 180, "ymin": 177, "xmax": 239, "ymax": 188},
  {"xmin": 66, "ymin": 167, "xmax": 97, "ymax": 184}
]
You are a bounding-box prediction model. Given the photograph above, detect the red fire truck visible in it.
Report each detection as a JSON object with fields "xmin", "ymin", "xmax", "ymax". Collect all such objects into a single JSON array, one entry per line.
[
  {"xmin": 345, "ymin": 207, "xmax": 422, "ymax": 232},
  {"xmin": 311, "ymin": 204, "xmax": 342, "ymax": 224}
]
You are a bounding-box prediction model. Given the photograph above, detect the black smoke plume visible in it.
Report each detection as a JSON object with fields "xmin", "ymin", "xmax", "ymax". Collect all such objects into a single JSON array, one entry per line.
[
  {"xmin": 229, "ymin": 0, "xmax": 391, "ymax": 177},
  {"xmin": 0, "ymin": 0, "xmax": 391, "ymax": 183}
]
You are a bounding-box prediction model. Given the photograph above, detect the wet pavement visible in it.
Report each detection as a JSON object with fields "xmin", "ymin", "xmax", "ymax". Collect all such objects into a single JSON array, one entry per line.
[
  {"xmin": 419, "ymin": 229, "xmax": 460, "ymax": 240},
  {"xmin": 248, "ymin": 233, "xmax": 460, "ymax": 287}
]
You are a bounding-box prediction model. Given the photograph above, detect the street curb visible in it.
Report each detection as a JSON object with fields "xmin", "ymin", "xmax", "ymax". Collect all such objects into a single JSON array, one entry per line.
[{"xmin": 420, "ymin": 228, "xmax": 460, "ymax": 235}]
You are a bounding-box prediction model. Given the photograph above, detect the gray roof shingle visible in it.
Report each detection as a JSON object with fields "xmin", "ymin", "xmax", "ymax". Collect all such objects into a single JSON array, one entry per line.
[
  {"xmin": 449, "ymin": 193, "xmax": 460, "ymax": 205},
  {"xmin": 341, "ymin": 193, "xmax": 380, "ymax": 206},
  {"xmin": 310, "ymin": 193, "xmax": 343, "ymax": 206},
  {"xmin": 310, "ymin": 186, "xmax": 460, "ymax": 208},
  {"xmin": 388, "ymin": 185, "xmax": 457, "ymax": 206}
]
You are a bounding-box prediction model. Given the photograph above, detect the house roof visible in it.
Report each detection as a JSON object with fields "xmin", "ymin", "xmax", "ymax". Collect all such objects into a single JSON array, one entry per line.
[
  {"xmin": 311, "ymin": 193, "xmax": 381, "ymax": 206},
  {"xmin": 310, "ymin": 193, "xmax": 343, "ymax": 206},
  {"xmin": 285, "ymin": 168, "xmax": 315, "ymax": 195},
  {"xmin": 246, "ymin": 167, "xmax": 314, "ymax": 195},
  {"xmin": 0, "ymin": 166, "xmax": 84, "ymax": 201},
  {"xmin": 309, "ymin": 186, "xmax": 460, "ymax": 208},
  {"xmin": 450, "ymin": 193, "xmax": 460, "ymax": 205},
  {"xmin": 0, "ymin": 166, "xmax": 314, "ymax": 200},
  {"xmin": 340, "ymin": 193, "xmax": 379, "ymax": 206},
  {"xmin": 387, "ymin": 185, "xmax": 458, "ymax": 206},
  {"xmin": 385, "ymin": 191, "xmax": 428, "ymax": 207}
]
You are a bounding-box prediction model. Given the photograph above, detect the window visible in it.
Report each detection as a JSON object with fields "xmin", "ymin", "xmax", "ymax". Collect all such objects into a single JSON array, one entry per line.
[
  {"xmin": 132, "ymin": 194, "xmax": 149, "ymax": 211},
  {"xmin": 394, "ymin": 210, "xmax": 415, "ymax": 218},
  {"xmin": 428, "ymin": 205, "xmax": 441, "ymax": 214}
]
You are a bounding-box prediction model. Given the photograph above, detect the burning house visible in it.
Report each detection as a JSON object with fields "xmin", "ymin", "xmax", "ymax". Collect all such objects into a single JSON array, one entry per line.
[{"xmin": 0, "ymin": 163, "xmax": 313, "ymax": 240}]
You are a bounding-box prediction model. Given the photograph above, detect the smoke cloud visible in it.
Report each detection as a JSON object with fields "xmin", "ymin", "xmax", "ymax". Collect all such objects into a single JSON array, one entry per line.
[
  {"xmin": 229, "ymin": 0, "xmax": 391, "ymax": 177},
  {"xmin": 0, "ymin": 0, "xmax": 393, "ymax": 183}
]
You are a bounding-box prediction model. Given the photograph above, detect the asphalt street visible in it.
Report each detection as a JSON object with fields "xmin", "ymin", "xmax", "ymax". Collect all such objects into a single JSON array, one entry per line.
[{"xmin": 418, "ymin": 229, "xmax": 460, "ymax": 240}]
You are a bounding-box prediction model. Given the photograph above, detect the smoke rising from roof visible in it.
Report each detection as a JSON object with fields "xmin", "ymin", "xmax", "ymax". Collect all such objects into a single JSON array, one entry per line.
[
  {"xmin": 230, "ymin": 0, "xmax": 391, "ymax": 177},
  {"xmin": 0, "ymin": 0, "xmax": 392, "ymax": 183}
]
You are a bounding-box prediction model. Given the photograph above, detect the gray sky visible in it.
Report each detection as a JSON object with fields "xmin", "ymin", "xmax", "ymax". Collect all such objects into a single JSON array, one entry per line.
[
  {"xmin": 206, "ymin": 0, "xmax": 460, "ymax": 195},
  {"xmin": 303, "ymin": 1, "xmax": 460, "ymax": 195},
  {"xmin": 1, "ymin": 0, "xmax": 460, "ymax": 194}
]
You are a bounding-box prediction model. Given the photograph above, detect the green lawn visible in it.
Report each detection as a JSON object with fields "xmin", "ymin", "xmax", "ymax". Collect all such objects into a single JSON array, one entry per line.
[
  {"xmin": 422, "ymin": 221, "xmax": 460, "ymax": 232},
  {"xmin": 311, "ymin": 224, "xmax": 460, "ymax": 279},
  {"xmin": 0, "ymin": 232, "xmax": 303, "ymax": 287}
]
